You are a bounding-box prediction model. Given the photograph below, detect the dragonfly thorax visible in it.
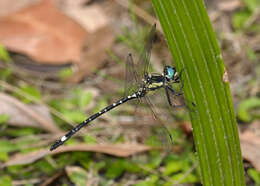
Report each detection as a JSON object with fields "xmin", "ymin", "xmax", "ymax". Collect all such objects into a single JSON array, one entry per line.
[{"xmin": 148, "ymin": 81, "xmax": 163, "ymax": 89}]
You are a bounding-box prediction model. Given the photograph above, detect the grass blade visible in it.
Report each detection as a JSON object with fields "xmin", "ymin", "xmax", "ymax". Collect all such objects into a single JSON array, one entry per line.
[{"xmin": 151, "ymin": 1, "xmax": 246, "ymax": 185}]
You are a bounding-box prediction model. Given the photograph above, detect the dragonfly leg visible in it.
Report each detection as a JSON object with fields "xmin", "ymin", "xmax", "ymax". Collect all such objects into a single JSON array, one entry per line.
[
  {"xmin": 165, "ymin": 84, "xmax": 186, "ymax": 109},
  {"xmin": 175, "ymin": 68, "xmax": 185, "ymax": 82},
  {"xmin": 174, "ymin": 68, "xmax": 185, "ymax": 92},
  {"xmin": 167, "ymin": 84, "xmax": 183, "ymax": 96},
  {"xmin": 165, "ymin": 86, "xmax": 173, "ymax": 106}
]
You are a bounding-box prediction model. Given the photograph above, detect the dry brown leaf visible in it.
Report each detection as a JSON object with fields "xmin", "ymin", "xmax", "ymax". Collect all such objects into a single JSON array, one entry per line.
[
  {"xmin": 0, "ymin": 0, "xmax": 114, "ymax": 82},
  {"xmin": 240, "ymin": 121, "xmax": 260, "ymax": 171},
  {"xmin": 218, "ymin": 0, "xmax": 242, "ymax": 11},
  {"xmin": 53, "ymin": 143, "xmax": 151, "ymax": 157},
  {"xmin": 69, "ymin": 26, "xmax": 114, "ymax": 82},
  {"xmin": 63, "ymin": 4, "xmax": 109, "ymax": 33},
  {"xmin": 60, "ymin": 0, "xmax": 91, "ymax": 8},
  {"xmin": 2, "ymin": 143, "xmax": 150, "ymax": 167},
  {"xmin": 1, "ymin": 149, "xmax": 49, "ymax": 168},
  {"xmin": 0, "ymin": 0, "xmax": 39, "ymax": 17},
  {"xmin": 64, "ymin": 3, "xmax": 114, "ymax": 82},
  {"xmin": 0, "ymin": 0, "xmax": 87, "ymax": 64},
  {"xmin": 0, "ymin": 92, "xmax": 61, "ymax": 133},
  {"xmin": 65, "ymin": 166, "xmax": 87, "ymax": 175}
]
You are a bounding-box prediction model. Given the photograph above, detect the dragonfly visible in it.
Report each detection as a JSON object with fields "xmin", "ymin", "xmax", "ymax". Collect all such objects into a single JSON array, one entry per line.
[{"xmin": 50, "ymin": 24, "xmax": 183, "ymax": 151}]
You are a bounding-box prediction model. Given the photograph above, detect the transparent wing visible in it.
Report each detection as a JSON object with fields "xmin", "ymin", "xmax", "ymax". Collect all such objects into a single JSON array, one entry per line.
[
  {"xmin": 143, "ymin": 95, "xmax": 174, "ymax": 150},
  {"xmin": 124, "ymin": 24, "xmax": 156, "ymax": 97},
  {"xmin": 136, "ymin": 24, "xmax": 156, "ymax": 80},
  {"xmin": 142, "ymin": 86, "xmax": 186, "ymax": 148},
  {"xmin": 124, "ymin": 53, "xmax": 139, "ymax": 98}
]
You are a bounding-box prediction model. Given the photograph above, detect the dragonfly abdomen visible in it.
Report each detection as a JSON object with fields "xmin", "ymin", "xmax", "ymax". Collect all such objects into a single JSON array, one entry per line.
[{"xmin": 50, "ymin": 92, "xmax": 139, "ymax": 151}]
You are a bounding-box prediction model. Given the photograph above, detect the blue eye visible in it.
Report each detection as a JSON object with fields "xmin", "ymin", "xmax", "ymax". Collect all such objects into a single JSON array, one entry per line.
[{"xmin": 167, "ymin": 67, "xmax": 175, "ymax": 79}]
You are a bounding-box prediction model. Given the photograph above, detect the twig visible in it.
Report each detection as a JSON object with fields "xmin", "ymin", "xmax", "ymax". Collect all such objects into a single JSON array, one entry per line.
[
  {"xmin": 0, "ymin": 92, "xmax": 61, "ymax": 133},
  {"xmin": 244, "ymin": 6, "xmax": 260, "ymax": 29},
  {"xmin": 0, "ymin": 80, "xmax": 76, "ymax": 128},
  {"xmin": 113, "ymin": 0, "xmax": 163, "ymax": 33}
]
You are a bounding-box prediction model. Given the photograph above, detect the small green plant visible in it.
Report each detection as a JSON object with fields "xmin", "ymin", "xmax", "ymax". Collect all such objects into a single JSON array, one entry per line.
[
  {"xmin": 58, "ymin": 67, "xmax": 73, "ymax": 80},
  {"xmin": 232, "ymin": 0, "xmax": 260, "ymax": 30},
  {"xmin": 0, "ymin": 44, "xmax": 11, "ymax": 62},
  {"xmin": 247, "ymin": 168, "xmax": 260, "ymax": 185},
  {"xmin": 237, "ymin": 97, "xmax": 260, "ymax": 122}
]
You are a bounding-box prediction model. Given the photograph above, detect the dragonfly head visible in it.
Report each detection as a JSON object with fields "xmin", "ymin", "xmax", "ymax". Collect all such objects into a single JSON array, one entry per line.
[{"xmin": 164, "ymin": 66, "xmax": 178, "ymax": 81}]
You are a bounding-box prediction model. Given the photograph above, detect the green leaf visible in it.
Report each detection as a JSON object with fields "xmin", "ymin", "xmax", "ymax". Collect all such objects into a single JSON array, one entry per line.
[
  {"xmin": 0, "ymin": 152, "xmax": 8, "ymax": 161},
  {"xmin": 0, "ymin": 175, "xmax": 12, "ymax": 186},
  {"xmin": 146, "ymin": 151, "xmax": 163, "ymax": 169},
  {"xmin": 124, "ymin": 161, "xmax": 141, "ymax": 173},
  {"xmin": 232, "ymin": 0, "xmax": 260, "ymax": 30},
  {"xmin": 163, "ymin": 161, "xmax": 184, "ymax": 176},
  {"xmin": 105, "ymin": 159, "xmax": 126, "ymax": 179},
  {"xmin": 0, "ymin": 68, "xmax": 12, "ymax": 80},
  {"xmin": 232, "ymin": 10, "xmax": 251, "ymax": 30},
  {"xmin": 0, "ymin": 114, "xmax": 10, "ymax": 124},
  {"xmin": 0, "ymin": 44, "xmax": 11, "ymax": 62},
  {"xmin": 78, "ymin": 92, "xmax": 93, "ymax": 109},
  {"xmin": 243, "ymin": 0, "xmax": 260, "ymax": 12},
  {"xmin": 0, "ymin": 140, "xmax": 18, "ymax": 161},
  {"xmin": 7, "ymin": 128, "xmax": 38, "ymax": 137},
  {"xmin": 92, "ymin": 161, "xmax": 106, "ymax": 172},
  {"xmin": 0, "ymin": 140, "xmax": 17, "ymax": 153},
  {"xmin": 66, "ymin": 167, "xmax": 88, "ymax": 186},
  {"xmin": 92, "ymin": 98, "xmax": 108, "ymax": 114},
  {"xmin": 171, "ymin": 173, "xmax": 199, "ymax": 184},
  {"xmin": 152, "ymin": 1, "xmax": 245, "ymax": 186},
  {"xmin": 57, "ymin": 153, "xmax": 77, "ymax": 167},
  {"xmin": 237, "ymin": 97, "xmax": 260, "ymax": 122},
  {"xmin": 133, "ymin": 175, "xmax": 159, "ymax": 186},
  {"xmin": 58, "ymin": 67, "xmax": 73, "ymax": 79},
  {"xmin": 63, "ymin": 110, "xmax": 86, "ymax": 123},
  {"xmin": 247, "ymin": 168, "xmax": 260, "ymax": 184},
  {"xmin": 83, "ymin": 135, "xmax": 97, "ymax": 144},
  {"xmin": 34, "ymin": 159, "xmax": 55, "ymax": 174},
  {"xmin": 246, "ymin": 47, "xmax": 258, "ymax": 61},
  {"xmin": 18, "ymin": 84, "xmax": 42, "ymax": 103},
  {"xmin": 49, "ymin": 98, "xmax": 73, "ymax": 113}
]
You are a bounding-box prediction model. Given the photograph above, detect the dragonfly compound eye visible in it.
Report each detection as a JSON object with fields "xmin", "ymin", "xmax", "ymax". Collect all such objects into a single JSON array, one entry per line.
[{"xmin": 164, "ymin": 66, "xmax": 175, "ymax": 80}]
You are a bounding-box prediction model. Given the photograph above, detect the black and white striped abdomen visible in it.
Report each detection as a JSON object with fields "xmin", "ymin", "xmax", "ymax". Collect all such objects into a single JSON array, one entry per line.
[{"xmin": 50, "ymin": 92, "xmax": 139, "ymax": 151}]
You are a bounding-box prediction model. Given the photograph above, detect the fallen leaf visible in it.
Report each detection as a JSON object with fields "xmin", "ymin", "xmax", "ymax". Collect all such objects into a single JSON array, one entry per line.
[
  {"xmin": 218, "ymin": 0, "xmax": 242, "ymax": 11},
  {"xmin": 1, "ymin": 149, "xmax": 49, "ymax": 168},
  {"xmin": 53, "ymin": 143, "xmax": 151, "ymax": 157},
  {"xmin": 69, "ymin": 26, "xmax": 114, "ymax": 82},
  {"xmin": 240, "ymin": 121, "xmax": 260, "ymax": 171},
  {"xmin": 0, "ymin": 0, "xmax": 38, "ymax": 17},
  {"xmin": 65, "ymin": 166, "xmax": 88, "ymax": 186},
  {"xmin": 0, "ymin": 0, "xmax": 87, "ymax": 64},
  {"xmin": 0, "ymin": 0, "xmax": 115, "ymax": 82},
  {"xmin": 0, "ymin": 92, "xmax": 61, "ymax": 133},
  {"xmin": 64, "ymin": 3, "xmax": 114, "ymax": 82},
  {"xmin": 62, "ymin": 3, "xmax": 114, "ymax": 81},
  {"xmin": 63, "ymin": 4, "xmax": 109, "ymax": 33},
  {"xmin": 2, "ymin": 143, "xmax": 151, "ymax": 167}
]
